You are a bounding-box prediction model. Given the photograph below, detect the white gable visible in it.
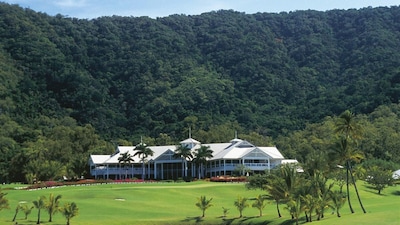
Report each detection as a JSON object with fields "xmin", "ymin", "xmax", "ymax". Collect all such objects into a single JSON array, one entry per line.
[{"xmin": 243, "ymin": 148, "xmax": 269, "ymax": 158}]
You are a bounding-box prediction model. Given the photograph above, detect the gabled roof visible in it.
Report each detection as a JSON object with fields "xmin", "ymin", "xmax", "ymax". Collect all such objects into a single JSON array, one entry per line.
[{"xmin": 180, "ymin": 138, "xmax": 200, "ymax": 144}]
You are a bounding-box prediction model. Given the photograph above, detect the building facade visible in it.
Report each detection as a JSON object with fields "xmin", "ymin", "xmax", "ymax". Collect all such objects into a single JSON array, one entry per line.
[{"xmin": 89, "ymin": 138, "xmax": 288, "ymax": 180}]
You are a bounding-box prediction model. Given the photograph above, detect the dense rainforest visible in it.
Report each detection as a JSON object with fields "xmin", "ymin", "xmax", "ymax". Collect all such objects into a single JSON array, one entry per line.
[{"xmin": 0, "ymin": 3, "xmax": 399, "ymax": 182}]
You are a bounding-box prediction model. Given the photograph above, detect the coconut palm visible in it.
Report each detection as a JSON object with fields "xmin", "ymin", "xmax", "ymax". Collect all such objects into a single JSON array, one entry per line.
[
  {"xmin": 285, "ymin": 197, "xmax": 303, "ymax": 225},
  {"xmin": 333, "ymin": 110, "xmax": 366, "ymax": 213},
  {"xmin": 134, "ymin": 143, "xmax": 154, "ymax": 180},
  {"xmin": 308, "ymin": 171, "xmax": 334, "ymax": 220},
  {"xmin": 61, "ymin": 202, "xmax": 79, "ymax": 225},
  {"xmin": 195, "ymin": 196, "xmax": 213, "ymax": 217},
  {"xmin": 279, "ymin": 164, "xmax": 299, "ymax": 197},
  {"xmin": 33, "ymin": 195, "xmax": 46, "ymax": 224},
  {"xmin": 118, "ymin": 152, "xmax": 134, "ymax": 179},
  {"xmin": 20, "ymin": 204, "xmax": 34, "ymax": 219},
  {"xmin": 192, "ymin": 145, "xmax": 213, "ymax": 179},
  {"xmin": 174, "ymin": 145, "xmax": 193, "ymax": 178},
  {"xmin": 234, "ymin": 196, "xmax": 249, "ymax": 218},
  {"xmin": 46, "ymin": 193, "xmax": 62, "ymax": 222},
  {"xmin": 252, "ymin": 194, "xmax": 266, "ymax": 217},
  {"xmin": 265, "ymin": 176, "xmax": 287, "ymax": 218},
  {"xmin": 301, "ymin": 194, "xmax": 317, "ymax": 222}
]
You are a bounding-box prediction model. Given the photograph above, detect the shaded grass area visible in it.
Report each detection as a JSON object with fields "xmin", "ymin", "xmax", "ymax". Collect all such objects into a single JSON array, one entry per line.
[{"xmin": 1, "ymin": 181, "xmax": 399, "ymax": 225}]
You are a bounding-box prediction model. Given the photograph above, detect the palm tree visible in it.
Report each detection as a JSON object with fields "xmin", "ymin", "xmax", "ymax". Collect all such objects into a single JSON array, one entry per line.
[
  {"xmin": 118, "ymin": 152, "xmax": 134, "ymax": 180},
  {"xmin": 330, "ymin": 190, "xmax": 347, "ymax": 217},
  {"xmin": 12, "ymin": 204, "xmax": 20, "ymax": 222},
  {"xmin": 265, "ymin": 176, "xmax": 287, "ymax": 218},
  {"xmin": 192, "ymin": 145, "xmax": 213, "ymax": 179},
  {"xmin": 134, "ymin": 143, "xmax": 154, "ymax": 180},
  {"xmin": 301, "ymin": 194, "xmax": 317, "ymax": 222},
  {"xmin": 234, "ymin": 196, "xmax": 249, "ymax": 218},
  {"xmin": 333, "ymin": 110, "xmax": 366, "ymax": 214},
  {"xmin": 46, "ymin": 193, "xmax": 62, "ymax": 222},
  {"xmin": 285, "ymin": 197, "xmax": 303, "ymax": 225},
  {"xmin": 0, "ymin": 188, "xmax": 9, "ymax": 212},
  {"xmin": 279, "ymin": 164, "xmax": 299, "ymax": 197},
  {"xmin": 174, "ymin": 145, "xmax": 193, "ymax": 178},
  {"xmin": 252, "ymin": 194, "xmax": 266, "ymax": 217},
  {"xmin": 20, "ymin": 204, "xmax": 34, "ymax": 219},
  {"xmin": 33, "ymin": 195, "xmax": 46, "ymax": 224},
  {"xmin": 195, "ymin": 196, "xmax": 213, "ymax": 217},
  {"xmin": 308, "ymin": 171, "xmax": 334, "ymax": 220},
  {"xmin": 61, "ymin": 202, "xmax": 79, "ymax": 225}
]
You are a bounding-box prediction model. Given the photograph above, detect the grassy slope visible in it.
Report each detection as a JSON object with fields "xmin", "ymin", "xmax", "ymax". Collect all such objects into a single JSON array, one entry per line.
[{"xmin": 1, "ymin": 181, "xmax": 399, "ymax": 225}]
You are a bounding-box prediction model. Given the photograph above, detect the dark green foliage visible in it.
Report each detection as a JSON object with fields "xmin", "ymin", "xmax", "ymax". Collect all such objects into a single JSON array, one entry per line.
[
  {"xmin": 1, "ymin": 4, "xmax": 400, "ymax": 140},
  {"xmin": 0, "ymin": 3, "xmax": 400, "ymax": 182}
]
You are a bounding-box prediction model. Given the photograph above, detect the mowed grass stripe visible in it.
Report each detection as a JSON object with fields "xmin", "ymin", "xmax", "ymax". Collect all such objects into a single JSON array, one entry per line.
[{"xmin": 1, "ymin": 181, "xmax": 399, "ymax": 225}]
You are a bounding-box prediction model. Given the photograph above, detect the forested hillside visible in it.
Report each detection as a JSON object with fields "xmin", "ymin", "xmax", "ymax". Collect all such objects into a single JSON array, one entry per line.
[{"xmin": 0, "ymin": 3, "xmax": 399, "ymax": 182}]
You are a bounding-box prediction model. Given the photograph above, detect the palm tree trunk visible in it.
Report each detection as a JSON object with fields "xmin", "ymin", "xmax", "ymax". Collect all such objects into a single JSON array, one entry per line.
[
  {"xmin": 36, "ymin": 209, "xmax": 41, "ymax": 224},
  {"xmin": 349, "ymin": 164, "xmax": 366, "ymax": 213},
  {"xmin": 346, "ymin": 161, "xmax": 354, "ymax": 213},
  {"xmin": 276, "ymin": 201, "xmax": 282, "ymax": 217},
  {"xmin": 12, "ymin": 208, "xmax": 18, "ymax": 222}
]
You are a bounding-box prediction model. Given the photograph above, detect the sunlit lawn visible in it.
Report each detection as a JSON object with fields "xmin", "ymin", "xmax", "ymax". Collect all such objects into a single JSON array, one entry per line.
[{"xmin": 1, "ymin": 180, "xmax": 399, "ymax": 225}]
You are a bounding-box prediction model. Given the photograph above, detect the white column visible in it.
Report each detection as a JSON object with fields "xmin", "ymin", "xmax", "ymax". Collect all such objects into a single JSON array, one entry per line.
[
  {"xmin": 106, "ymin": 164, "xmax": 109, "ymax": 180},
  {"xmin": 148, "ymin": 162, "xmax": 152, "ymax": 179},
  {"xmin": 154, "ymin": 162, "xmax": 157, "ymax": 179},
  {"xmin": 161, "ymin": 163, "xmax": 164, "ymax": 180}
]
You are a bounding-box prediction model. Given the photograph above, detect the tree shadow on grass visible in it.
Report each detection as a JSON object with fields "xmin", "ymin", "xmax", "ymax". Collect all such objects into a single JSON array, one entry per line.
[
  {"xmin": 181, "ymin": 216, "xmax": 204, "ymax": 224},
  {"xmin": 362, "ymin": 184, "xmax": 392, "ymax": 196},
  {"xmin": 392, "ymin": 190, "xmax": 400, "ymax": 196},
  {"xmin": 221, "ymin": 216, "xmax": 273, "ymax": 225}
]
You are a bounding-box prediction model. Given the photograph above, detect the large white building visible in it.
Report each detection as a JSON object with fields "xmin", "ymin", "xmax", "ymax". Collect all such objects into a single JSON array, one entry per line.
[{"xmin": 89, "ymin": 138, "xmax": 288, "ymax": 180}]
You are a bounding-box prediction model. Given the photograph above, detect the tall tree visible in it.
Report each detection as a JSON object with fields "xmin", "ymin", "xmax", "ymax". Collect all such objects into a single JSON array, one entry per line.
[
  {"xmin": 192, "ymin": 145, "xmax": 213, "ymax": 179},
  {"xmin": 118, "ymin": 152, "xmax": 134, "ymax": 179},
  {"xmin": 195, "ymin": 196, "xmax": 213, "ymax": 217},
  {"xmin": 174, "ymin": 145, "xmax": 193, "ymax": 178},
  {"xmin": 333, "ymin": 110, "xmax": 366, "ymax": 213},
  {"xmin": 133, "ymin": 143, "xmax": 153, "ymax": 180},
  {"xmin": 46, "ymin": 193, "xmax": 62, "ymax": 222}
]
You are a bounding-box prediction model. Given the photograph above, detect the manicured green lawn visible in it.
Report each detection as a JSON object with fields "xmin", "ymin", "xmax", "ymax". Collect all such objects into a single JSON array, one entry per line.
[{"xmin": 1, "ymin": 181, "xmax": 399, "ymax": 225}]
